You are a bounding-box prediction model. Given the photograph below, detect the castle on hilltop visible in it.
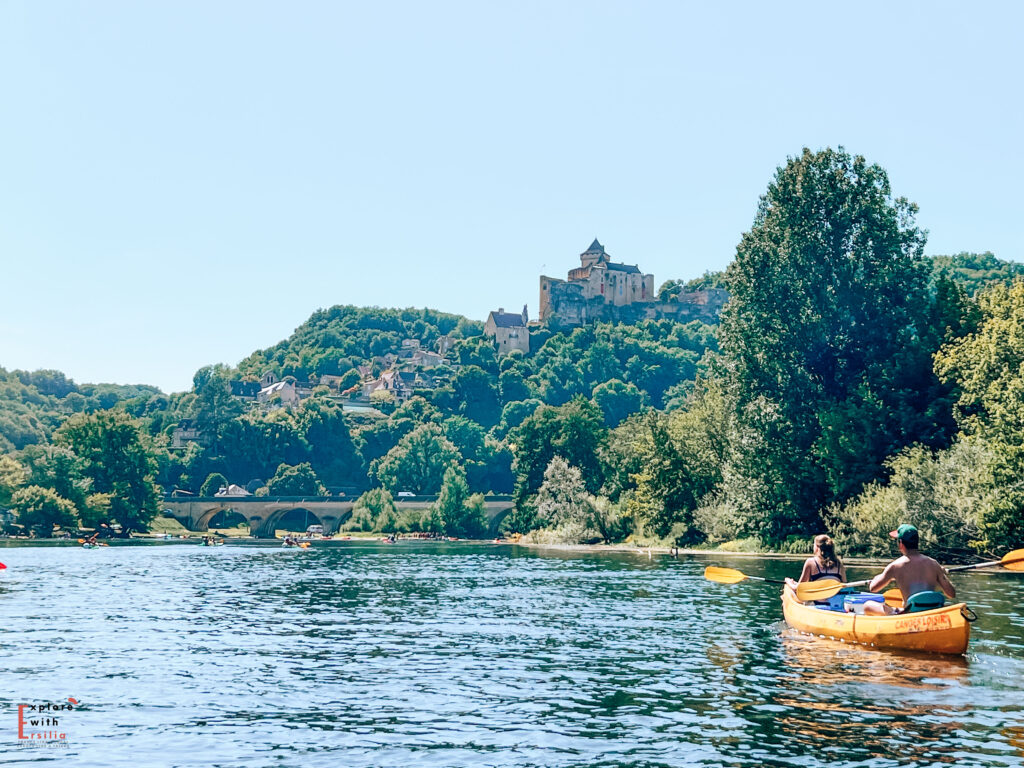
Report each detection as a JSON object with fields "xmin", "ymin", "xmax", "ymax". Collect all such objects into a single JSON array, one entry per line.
[
  {"xmin": 539, "ymin": 240, "xmax": 655, "ymax": 323},
  {"xmin": 536, "ymin": 239, "xmax": 727, "ymax": 329}
]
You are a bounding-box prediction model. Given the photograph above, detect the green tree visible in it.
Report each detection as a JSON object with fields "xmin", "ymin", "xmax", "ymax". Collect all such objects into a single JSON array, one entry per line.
[
  {"xmin": 192, "ymin": 365, "xmax": 243, "ymax": 451},
  {"xmin": 511, "ymin": 397, "xmax": 607, "ymax": 503},
  {"xmin": 452, "ymin": 365, "xmax": 501, "ymax": 427},
  {"xmin": 493, "ymin": 399, "xmax": 543, "ymax": 439},
  {"xmin": 12, "ymin": 485, "xmax": 78, "ymax": 537},
  {"xmin": 54, "ymin": 411, "xmax": 160, "ymax": 532},
  {"xmin": 434, "ymin": 464, "xmax": 486, "ymax": 537},
  {"xmin": 657, "ymin": 279, "xmax": 685, "ymax": 301},
  {"xmin": 267, "ymin": 462, "xmax": 327, "ymax": 496},
  {"xmin": 0, "ymin": 454, "xmax": 28, "ymax": 506},
  {"xmin": 373, "ymin": 423, "xmax": 461, "ymax": 495},
  {"xmin": 498, "ymin": 367, "xmax": 531, "ymax": 405},
  {"xmin": 219, "ymin": 411, "xmax": 307, "ymax": 484},
  {"xmin": 200, "ymin": 472, "xmax": 228, "ymax": 497},
  {"xmin": 343, "ymin": 487, "xmax": 398, "ymax": 532},
  {"xmin": 335, "ymin": 368, "xmax": 362, "ymax": 391},
  {"xmin": 592, "ymin": 379, "xmax": 646, "ymax": 427},
  {"xmin": 297, "ymin": 397, "xmax": 362, "ymax": 486},
  {"xmin": 935, "ymin": 279, "xmax": 1024, "ymax": 548},
  {"xmin": 535, "ymin": 456, "xmax": 594, "ymax": 543},
  {"xmin": 718, "ymin": 146, "xmax": 943, "ymax": 539}
]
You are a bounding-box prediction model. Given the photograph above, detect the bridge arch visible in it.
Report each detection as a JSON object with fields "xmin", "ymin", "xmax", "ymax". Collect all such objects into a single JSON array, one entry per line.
[
  {"xmin": 207, "ymin": 509, "xmax": 248, "ymax": 529},
  {"xmin": 190, "ymin": 505, "xmax": 232, "ymax": 532},
  {"xmin": 265, "ymin": 507, "xmax": 327, "ymax": 536}
]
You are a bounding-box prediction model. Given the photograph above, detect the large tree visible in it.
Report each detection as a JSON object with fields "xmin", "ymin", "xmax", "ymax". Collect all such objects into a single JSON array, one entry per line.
[
  {"xmin": 191, "ymin": 365, "xmax": 243, "ymax": 451},
  {"xmin": 54, "ymin": 410, "xmax": 160, "ymax": 532},
  {"xmin": 297, "ymin": 397, "xmax": 362, "ymax": 486},
  {"xmin": 935, "ymin": 279, "xmax": 1024, "ymax": 548},
  {"xmin": 267, "ymin": 462, "xmax": 327, "ymax": 496},
  {"xmin": 11, "ymin": 485, "xmax": 78, "ymax": 537},
  {"xmin": 434, "ymin": 464, "xmax": 487, "ymax": 538},
  {"xmin": 535, "ymin": 456, "xmax": 594, "ymax": 543},
  {"xmin": 373, "ymin": 423, "xmax": 461, "ymax": 495},
  {"xmin": 719, "ymin": 147, "xmax": 949, "ymax": 538},
  {"xmin": 509, "ymin": 397, "xmax": 607, "ymax": 532},
  {"xmin": 218, "ymin": 411, "xmax": 307, "ymax": 484}
]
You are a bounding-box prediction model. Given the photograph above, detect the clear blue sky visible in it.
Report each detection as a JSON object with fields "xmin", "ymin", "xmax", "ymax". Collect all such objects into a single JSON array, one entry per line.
[{"xmin": 1, "ymin": 2, "xmax": 1021, "ymax": 394}]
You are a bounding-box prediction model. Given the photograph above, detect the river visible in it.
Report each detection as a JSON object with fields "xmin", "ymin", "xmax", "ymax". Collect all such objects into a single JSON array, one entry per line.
[{"xmin": 1, "ymin": 541, "xmax": 1022, "ymax": 767}]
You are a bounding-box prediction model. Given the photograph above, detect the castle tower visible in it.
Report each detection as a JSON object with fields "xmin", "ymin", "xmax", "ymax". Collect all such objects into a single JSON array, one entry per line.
[{"xmin": 580, "ymin": 239, "xmax": 609, "ymax": 268}]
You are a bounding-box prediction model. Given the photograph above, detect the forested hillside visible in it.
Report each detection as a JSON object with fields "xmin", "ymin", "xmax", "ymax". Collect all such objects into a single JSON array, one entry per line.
[
  {"xmin": 931, "ymin": 252, "xmax": 1024, "ymax": 294},
  {"xmin": 0, "ymin": 368, "xmax": 160, "ymax": 452},
  {"xmin": 3, "ymin": 148, "xmax": 1024, "ymax": 552},
  {"xmin": 237, "ymin": 306, "xmax": 482, "ymax": 381}
]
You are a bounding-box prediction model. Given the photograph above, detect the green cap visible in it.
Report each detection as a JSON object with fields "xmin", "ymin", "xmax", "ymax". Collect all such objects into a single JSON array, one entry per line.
[{"xmin": 889, "ymin": 524, "xmax": 919, "ymax": 545}]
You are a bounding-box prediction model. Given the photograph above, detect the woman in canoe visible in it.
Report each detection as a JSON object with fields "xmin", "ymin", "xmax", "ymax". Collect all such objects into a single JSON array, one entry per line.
[{"xmin": 785, "ymin": 534, "xmax": 846, "ymax": 589}]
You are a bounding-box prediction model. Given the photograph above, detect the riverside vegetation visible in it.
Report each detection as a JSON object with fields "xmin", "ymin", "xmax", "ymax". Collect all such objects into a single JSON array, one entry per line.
[{"xmin": 2, "ymin": 147, "xmax": 1024, "ymax": 557}]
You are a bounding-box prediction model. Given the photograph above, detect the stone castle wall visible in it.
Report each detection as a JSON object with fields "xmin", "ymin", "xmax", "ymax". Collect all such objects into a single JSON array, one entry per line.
[{"xmin": 540, "ymin": 279, "xmax": 728, "ymax": 330}]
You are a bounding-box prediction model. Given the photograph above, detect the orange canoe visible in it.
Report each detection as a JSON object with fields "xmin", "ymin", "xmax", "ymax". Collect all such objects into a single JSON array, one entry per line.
[{"xmin": 782, "ymin": 587, "xmax": 970, "ymax": 655}]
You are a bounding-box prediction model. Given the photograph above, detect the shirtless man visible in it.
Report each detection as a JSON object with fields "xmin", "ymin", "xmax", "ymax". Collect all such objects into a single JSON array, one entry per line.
[{"xmin": 863, "ymin": 524, "xmax": 956, "ymax": 615}]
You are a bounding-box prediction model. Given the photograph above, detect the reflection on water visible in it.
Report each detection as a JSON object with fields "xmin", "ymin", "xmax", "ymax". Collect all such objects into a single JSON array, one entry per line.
[
  {"xmin": 773, "ymin": 634, "xmax": 971, "ymax": 764},
  {"xmin": 0, "ymin": 542, "xmax": 1022, "ymax": 767}
]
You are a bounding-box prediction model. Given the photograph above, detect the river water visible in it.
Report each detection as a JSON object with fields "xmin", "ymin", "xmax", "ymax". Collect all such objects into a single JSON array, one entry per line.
[{"xmin": 1, "ymin": 542, "xmax": 1022, "ymax": 768}]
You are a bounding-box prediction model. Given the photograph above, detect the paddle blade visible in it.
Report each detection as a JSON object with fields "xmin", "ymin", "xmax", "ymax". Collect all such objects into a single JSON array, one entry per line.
[
  {"xmin": 883, "ymin": 588, "xmax": 904, "ymax": 608},
  {"xmin": 1001, "ymin": 548, "xmax": 1024, "ymax": 571},
  {"xmin": 704, "ymin": 566, "xmax": 747, "ymax": 584},
  {"xmin": 794, "ymin": 579, "xmax": 844, "ymax": 602},
  {"xmin": 0, "ymin": 562, "xmax": 6, "ymax": 569}
]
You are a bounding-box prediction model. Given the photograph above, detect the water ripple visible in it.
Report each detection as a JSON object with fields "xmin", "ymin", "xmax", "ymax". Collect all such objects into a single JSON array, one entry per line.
[{"xmin": 0, "ymin": 542, "xmax": 1022, "ymax": 767}]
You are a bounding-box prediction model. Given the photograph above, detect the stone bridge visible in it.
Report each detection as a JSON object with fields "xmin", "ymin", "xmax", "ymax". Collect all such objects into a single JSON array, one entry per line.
[{"xmin": 161, "ymin": 495, "xmax": 516, "ymax": 538}]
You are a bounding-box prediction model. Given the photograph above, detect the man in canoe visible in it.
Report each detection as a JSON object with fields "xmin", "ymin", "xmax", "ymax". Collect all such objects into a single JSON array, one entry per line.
[{"xmin": 863, "ymin": 524, "xmax": 956, "ymax": 615}]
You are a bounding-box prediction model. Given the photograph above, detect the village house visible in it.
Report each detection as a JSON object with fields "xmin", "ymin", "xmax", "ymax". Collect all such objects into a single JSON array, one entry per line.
[
  {"xmin": 435, "ymin": 335, "xmax": 455, "ymax": 356},
  {"xmin": 317, "ymin": 374, "xmax": 349, "ymax": 390},
  {"xmin": 484, "ymin": 306, "xmax": 530, "ymax": 355},
  {"xmin": 171, "ymin": 419, "xmax": 205, "ymax": 449},
  {"xmin": 362, "ymin": 369, "xmax": 416, "ymax": 402},
  {"xmin": 256, "ymin": 372, "xmax": 314, "ymax": 408},
  {"xmin": 410, "ymin": 349, "xmax": 446, "ymax": 368},
  {"xmin": 258, "ymin": 379, "xmax": 301, "ymax": 408},
  {"xmin": 229, "ymin": 380, "xmax": 260, "ymax": 400}
]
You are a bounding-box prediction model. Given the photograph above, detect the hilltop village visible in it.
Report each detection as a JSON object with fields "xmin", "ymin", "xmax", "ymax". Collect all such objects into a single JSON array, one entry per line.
[{"xmin": 169, "ymin": 239, "xmax": 727, "ymax": 442}]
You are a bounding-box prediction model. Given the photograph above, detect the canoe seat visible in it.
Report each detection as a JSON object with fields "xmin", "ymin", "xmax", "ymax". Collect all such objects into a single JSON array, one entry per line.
[{"xmin": 904, "ymin": 590, "xmax": 946, "ymax": 613}]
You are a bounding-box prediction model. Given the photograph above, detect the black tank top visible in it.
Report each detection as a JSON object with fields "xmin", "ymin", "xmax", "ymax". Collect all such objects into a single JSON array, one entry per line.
[{"xmin": 808, "ymin": 558, "xmax": 841, "ymax": 581}]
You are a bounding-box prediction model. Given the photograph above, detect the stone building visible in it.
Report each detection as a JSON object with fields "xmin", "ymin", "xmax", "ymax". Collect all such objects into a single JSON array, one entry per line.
[
  {"xmin": 484, "ymin": 306, "xmax": 530, "ymax": 356},
  {"xmin": 539, "ymin": 240, "xmax": 655, "ymax": 323},
  {"xmin": 170, "ymin": 419, "xmax": 205, "ymax": 449}
]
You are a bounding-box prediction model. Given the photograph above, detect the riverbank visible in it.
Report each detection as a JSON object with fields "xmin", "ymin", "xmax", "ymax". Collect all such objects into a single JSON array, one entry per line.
[
  {"xmin": 0, "ymin": 533, "xmax": 895, "ymax": 567},
  {"xmin": 515, "ymin": 540, "xmax": 900, "ymax": 567}
]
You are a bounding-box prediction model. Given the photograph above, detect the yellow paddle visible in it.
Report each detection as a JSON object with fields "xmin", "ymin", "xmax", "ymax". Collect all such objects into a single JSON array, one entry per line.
[
  {"xmin": 704, "ymin": 566, "xmax": 787, "ymax": 586},
  {"xmin": 795, "ymin": 547, "xmax": 1024, "ymax": 602},
  {"xmin": 883, "ymin": 588, "xmax": 904, "ymax": 607}
]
